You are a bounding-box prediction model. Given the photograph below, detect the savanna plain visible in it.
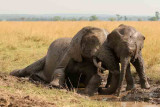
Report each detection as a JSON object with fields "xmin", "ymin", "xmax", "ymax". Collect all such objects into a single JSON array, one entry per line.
[{"xmin": 0, "ymin": 21, "xmax": 160, "ymax": 107}]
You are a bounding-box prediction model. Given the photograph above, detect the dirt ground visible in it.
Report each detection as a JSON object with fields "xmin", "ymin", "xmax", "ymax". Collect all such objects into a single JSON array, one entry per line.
[
  {"xmin": 0, "ymin": 72, "xmax": 56, "ymax": 107},
  {"xmin": 0, "ymin": 92, "xmax": 56, "ymax": 107},
  {"xmin": 0, "ymin": 72, "xmax": 160, "ymax": 106}
]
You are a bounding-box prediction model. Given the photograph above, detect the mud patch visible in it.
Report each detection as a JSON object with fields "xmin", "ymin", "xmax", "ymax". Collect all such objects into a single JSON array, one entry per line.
[
  {"xmin": 121, "ymin": 87, "xmax": 160, "ymax": 104},
  {"xmin": 91, "ymin": 74, "xmax": 160, "ymax": 105},
  {"xmin": 0, "ymin": 72, "xmax": 55, "ymax": 107}
]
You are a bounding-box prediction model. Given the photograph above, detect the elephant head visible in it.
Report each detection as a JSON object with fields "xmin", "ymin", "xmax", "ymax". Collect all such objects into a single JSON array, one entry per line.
[
  {"xmin": 70, "ymin": 26, "xmax": 108, "ymax": 61},
  {"xmin": 108, "ymin": 24, "xmax": 145, "ymax": 60}
]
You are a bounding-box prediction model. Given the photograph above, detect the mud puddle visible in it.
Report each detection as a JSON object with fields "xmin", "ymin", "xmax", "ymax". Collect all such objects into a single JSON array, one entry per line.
[
  {"xmin": 90, "ymin": 84, "xmax": 160, "ymax": 105},
  {"xmin": 118, "ymin": 102, "xmax": 159, "ymax": 107},
  {"xmin": 90, "ymin": 73, "xmax": 160, "ymax": 105},
  {"xmin": 91, "ymin": 94, "xmax": 160, "ymax": 106}
]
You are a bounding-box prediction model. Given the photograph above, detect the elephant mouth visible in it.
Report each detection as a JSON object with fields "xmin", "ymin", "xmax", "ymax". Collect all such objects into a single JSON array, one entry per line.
[{"xmin": 93, "ymin": 57, "xmax": 106, "ymax": 71}]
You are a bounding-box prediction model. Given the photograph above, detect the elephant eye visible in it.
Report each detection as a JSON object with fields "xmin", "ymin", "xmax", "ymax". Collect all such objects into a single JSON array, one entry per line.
[{"xmin": 140, "ymin": 48, "xmax": 142, "ymax": 51}]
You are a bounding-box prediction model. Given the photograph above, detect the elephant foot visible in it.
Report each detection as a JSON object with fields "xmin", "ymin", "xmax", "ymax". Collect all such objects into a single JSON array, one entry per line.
[
  {"xmin": 50, "ymin": 68, "xmax": 65, "ymax": 88},
  {"xmin": 29, "ymin": 73, "xmax": 46, "ymax": 83},
  {"xmin": 98, "ymin": 87, "xmax": 116, "ymax": 95},
  {"xmin": 79, "ymin": 86, "xmax": 98, "ymax": 96},
  {"xmin": 141, "ymin": 81, "xmax": 150, "ymax": 89},
  {"xmin": 10, "ymin": 69, "xmax": 22, "ymax": 77},
  {"xmin": 50, "ymin": 79, "xmax": 60, "ymax": 87},
  {"xmin": 126, "ymin": 84, "xmax": 135, "ymax": 91},
  {"xmin": 49, "ymin": 79, "xmax": 64, "ymax": 89},
  {"xmin": 78, "ymin": 89, "xmax": 95, "ymax": 96}
]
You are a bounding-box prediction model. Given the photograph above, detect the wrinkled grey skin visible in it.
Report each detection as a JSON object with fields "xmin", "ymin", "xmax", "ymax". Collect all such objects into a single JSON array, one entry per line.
[
  {"xmin": 97, "ymin": 24, "xmax": 150, "ymax": 96},
  {"xmin": 50, "ymin": 26, "xmax": 107, "ymax": 87}
]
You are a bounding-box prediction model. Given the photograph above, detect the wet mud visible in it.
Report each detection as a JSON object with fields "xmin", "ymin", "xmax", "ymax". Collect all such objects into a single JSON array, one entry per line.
[{"xmin": 90, "ymin": 73, "xmax": 160, "ymax": 106}]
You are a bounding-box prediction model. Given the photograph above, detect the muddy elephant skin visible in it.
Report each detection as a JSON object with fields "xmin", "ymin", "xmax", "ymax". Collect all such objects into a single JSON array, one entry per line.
[
  {"xmin": 50, "ymin": 26, "xmax": 107, "ymax": 87},
  {"xmin": 97, "ymin": 24, "xmax": 150, "ymax": 96}
]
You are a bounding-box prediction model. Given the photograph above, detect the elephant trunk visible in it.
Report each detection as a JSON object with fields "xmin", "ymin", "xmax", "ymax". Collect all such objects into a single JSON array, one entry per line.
[
  {"xmin": 116, "ymin": 57, "xmax": 131, "ymax": 96},
  {"xmin": 98, "ymin": 73, "xmax": 119, "ymax": 95},
  {"xmin": 93, "ymin": 57, "xmax": 106, "ymax": 71}
]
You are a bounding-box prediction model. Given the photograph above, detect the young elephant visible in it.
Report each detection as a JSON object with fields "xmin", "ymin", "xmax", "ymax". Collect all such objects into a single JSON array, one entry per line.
[
  {"xmin": 50, "ymin": 26, "xmax": 108, "ymax": 87},
  {"xmin": 96, "ymin": 24, "xmax": 150, "ymax": 96},
  {"xmin": 11, "ymin": 37, "xmax": 102, "ymax": 96}
]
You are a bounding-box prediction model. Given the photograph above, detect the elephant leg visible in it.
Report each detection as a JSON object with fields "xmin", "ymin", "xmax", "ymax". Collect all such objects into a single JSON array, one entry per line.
[
  {"xmin": 50, "ymin": 51, "xmax": 71, "ymax": 88},
  {"xmin": 84, "ymin": 74, "xmax": 101, "ymax": 96},
  {"xmin": 50, "ymin": 68, "xmax": 65, "ymax": 88},
  {"xmin": 105, "ymin": 72, "xmax": 112, "ymax": 88},
  {"xmin": 97, "ymin": 47, "xmax": 121, "ymax": 94},
  {"xmin": 125, "ymin": 64, "xmax": 135, "ymax": 91},
  {"xmin": 105, "ymin": 64, "xmax": 135, "ymax": 91},
  {"xmin": 10, "ymin": 56, "xmax": 46, "ymax": 77},
  {"xmin": 99, "ymin": 72, "xmax": 119, "ymax": 95},
  {"xmin": 29, "ymin": 70, "xmax": 48, "ymax": 83},
  {"xmin": 131, "ymin": 53, "xmax": 150, "ymax": 89}
]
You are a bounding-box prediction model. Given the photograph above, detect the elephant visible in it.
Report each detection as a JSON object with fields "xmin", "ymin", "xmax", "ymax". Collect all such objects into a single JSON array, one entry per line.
[
  {"xmin": 96, "ymin": 24, "xmax": 150, "ymax": 96},
  {"xmin": 10, "ymin": 25, "xmax": 150, "ymax": 96},
  {"xmin": 48, "ymin": 26, "xmax": 108, "ymax": 88},
  {"xmin": 11, "ymin": 37, "xmax": 102, "ymax": 96},
  {"xmin": 10, "ymin": 26, "xmax": 109, "ymax": 95}
]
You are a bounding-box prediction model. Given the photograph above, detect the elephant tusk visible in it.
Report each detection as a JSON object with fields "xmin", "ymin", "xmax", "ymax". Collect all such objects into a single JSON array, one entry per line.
[{"xmin": 93, "ymin": 58, "xmax": 106, "ymax": 71}]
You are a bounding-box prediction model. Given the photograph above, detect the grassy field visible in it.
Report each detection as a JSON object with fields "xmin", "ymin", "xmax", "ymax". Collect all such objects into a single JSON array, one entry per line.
[{"xmin": 0, "ymin": 21, "xmax": 160, "ymax": 106}]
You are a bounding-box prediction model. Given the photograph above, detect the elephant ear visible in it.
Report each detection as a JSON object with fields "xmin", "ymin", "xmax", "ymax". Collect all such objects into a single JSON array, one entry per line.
[
  {"xmin": 133, "ymin": 32, "xmax": 145, "ymax": 60},
  {"xmin": 68, "ymin": 27, "xmax": 90, "ymax": 62},
  {"xmin": 69, "ymin": 26, "xmax": 107, "ymax": 61},
  {"xmin": 107, "ymin": 29, "xmax": 123, "ymax": 49}
]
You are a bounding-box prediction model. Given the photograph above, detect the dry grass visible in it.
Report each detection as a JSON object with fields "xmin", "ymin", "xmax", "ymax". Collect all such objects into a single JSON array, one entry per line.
[
  {"xmin": 0, "ymin": 21, "xmax": 160, "ymax": 80},
  {"xmin": 0, "ymin": 21, "xmax": 160, "ymax": 106},
  {"xmin": 0, "ymin": 73, "xmax": 112, "ymax": 107}
]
